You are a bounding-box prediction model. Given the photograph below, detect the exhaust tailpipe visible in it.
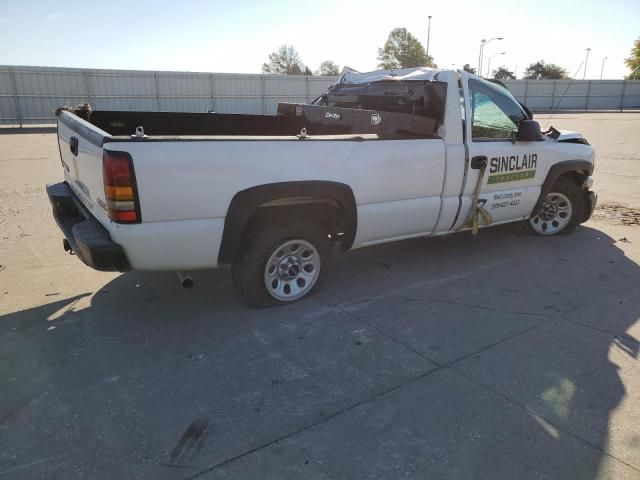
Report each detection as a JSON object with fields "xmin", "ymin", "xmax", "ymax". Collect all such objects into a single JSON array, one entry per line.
[{"xmin": 177, "ymin": 271, "xmax": 194, "ymax": 289}]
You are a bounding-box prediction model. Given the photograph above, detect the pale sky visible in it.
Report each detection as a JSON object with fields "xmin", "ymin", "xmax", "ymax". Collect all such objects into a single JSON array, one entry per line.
[{"xmin": 1, "ymin": 0, "xmax": 638, "ymax": 79}]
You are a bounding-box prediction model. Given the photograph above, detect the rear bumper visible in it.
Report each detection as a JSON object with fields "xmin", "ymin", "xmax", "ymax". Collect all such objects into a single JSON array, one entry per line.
[{"xmin": 46, "ymin": 182, "xmax": 130, "ymax": 272}]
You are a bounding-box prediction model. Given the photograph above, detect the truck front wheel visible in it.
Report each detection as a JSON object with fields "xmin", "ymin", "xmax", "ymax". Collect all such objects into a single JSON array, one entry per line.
[
  {"xmin": 528, "ymin": 177, "xmax": 585, "ymax": 235},
  {"xmin": 231, "ymin": 217, "xmax": 331, "ymax": 307}
]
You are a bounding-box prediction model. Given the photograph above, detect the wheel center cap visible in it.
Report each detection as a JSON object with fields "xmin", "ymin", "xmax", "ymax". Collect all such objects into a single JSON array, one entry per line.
[
  {"xmin": 539, "ymin": 202, "xmax": 556, "ymax": 221},
  {"xmin": 279, "ymin": 256, "xmax": 300, "ymax": 279},
  {"xmin": 288, "ymin": 264, "xmax": 300, "ymax": 277}
]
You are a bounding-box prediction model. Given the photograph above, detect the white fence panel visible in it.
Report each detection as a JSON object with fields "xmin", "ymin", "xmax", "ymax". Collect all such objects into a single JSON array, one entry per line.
[
  {"xmin": 0, "ymin": 69, "xmax": 19, "ymax": 122},
  {"xmin": 623, "ymin": 82, "xmax": 640, "ymax": 109},
  {"xmin": 502, "ymin": 80, "xmax": 525, "ymax": 97},
  {"xmin": 1, "ymin": 65, "xmax": 639, "ymax": 126},
  {"xmin": 309, "ymin": 77, "xmax": 336, "ymax": 96}
]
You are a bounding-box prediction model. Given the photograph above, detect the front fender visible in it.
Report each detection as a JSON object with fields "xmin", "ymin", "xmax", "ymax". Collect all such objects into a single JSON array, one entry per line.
[{"xmin": 534, "ymin": 160, "xmax": 594, "ymax": 213}]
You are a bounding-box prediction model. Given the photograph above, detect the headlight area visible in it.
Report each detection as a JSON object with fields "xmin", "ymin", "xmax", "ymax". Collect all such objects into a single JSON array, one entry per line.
[
  {"xmin": 584, "ymin": 176, "xmax": 594, "ymax": 189},
  {"xmin": 559, "ymin": 137, "xmax": 591, "ymax": 146}
]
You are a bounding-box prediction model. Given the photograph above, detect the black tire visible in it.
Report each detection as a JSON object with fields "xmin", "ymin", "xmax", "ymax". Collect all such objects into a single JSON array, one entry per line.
[
  {"xmin": 231, "ymin": 215, "xmax": 332, "ymax": 307},
  {"xmin": 521, "ymin": 176, "xmax": 585, "ymax": 236}
]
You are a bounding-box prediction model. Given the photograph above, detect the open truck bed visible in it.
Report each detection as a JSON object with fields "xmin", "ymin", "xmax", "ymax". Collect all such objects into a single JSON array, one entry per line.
[{"xmin": 70, "ymin": 78, "xmax": 447, "ymax": 139}]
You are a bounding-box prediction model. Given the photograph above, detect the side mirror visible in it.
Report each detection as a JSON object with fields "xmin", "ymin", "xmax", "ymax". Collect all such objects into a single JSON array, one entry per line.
[{"xmin": 517, "ymin": 119, "xmax": 544, "ymax": 142}]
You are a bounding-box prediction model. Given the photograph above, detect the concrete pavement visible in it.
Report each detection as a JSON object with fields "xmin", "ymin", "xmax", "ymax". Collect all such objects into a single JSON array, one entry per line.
[{"xmin": 1, "ymin": 113, "xmax": 639, "ymax": 479}]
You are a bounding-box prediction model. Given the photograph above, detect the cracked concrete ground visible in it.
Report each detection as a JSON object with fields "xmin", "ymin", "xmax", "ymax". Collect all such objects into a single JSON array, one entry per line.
[{"xmin": 1, "ymin": 113, "xmax": 639, "ymax": 479}]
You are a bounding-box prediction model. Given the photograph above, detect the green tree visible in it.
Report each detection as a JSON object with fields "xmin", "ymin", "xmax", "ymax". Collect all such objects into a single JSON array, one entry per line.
[
  {"xmin": 262, "ymin": 45, "xmax": 307, "ymax": 75},
  {"xmin": 625, "ymin": 37, "xmax": 640, "ymax": 79},
  {"xmin": 318, "ymin": 60, "xmax": 340, "ymax": 76},
  {"xmin": 462, "ymin": 64, "xmax": 476, "ymax": 74},
  {"xmin": 377, "ymin": 28, "xmax": 436, "ymax": 69},
  {"xmin": 492, "ymin": 66, "xmax": 515, "ymax": 80},
  {"xmin": 523, "ymin": 60, "xmax": 569, "ymax": 80}
]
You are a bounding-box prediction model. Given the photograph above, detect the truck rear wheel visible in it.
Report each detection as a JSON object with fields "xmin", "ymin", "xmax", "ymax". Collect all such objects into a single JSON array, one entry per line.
[
  {"xmin": 231, "ymin": 217, "xmax": 331, "ymax": 307},
  {"xmin": 527, "ymin": 177, "xmax": 585, "ymax": 235}
]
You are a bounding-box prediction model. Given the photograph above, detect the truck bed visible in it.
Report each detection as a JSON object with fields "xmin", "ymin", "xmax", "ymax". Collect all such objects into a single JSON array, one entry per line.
[
  {"xmin": 77, "ymin": 107, "xmax": 439, "ymax": 140},
  {"xmin": 85, "ymin": 110, "xmax": 304, "ymax": 136},
  {"xmin": 71, "ymin": 78, "xmax": 446, "ymax": 139}
]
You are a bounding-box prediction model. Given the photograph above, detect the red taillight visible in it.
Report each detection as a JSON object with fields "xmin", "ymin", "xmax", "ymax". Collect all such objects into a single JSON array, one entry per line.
[
  {"xmin": 103, "ymin": 150, "xmax": 140, "ymax": 223},
  {"xmin": 103, "ymin": 153, "xmax": 132, "ymax": 186},
  {"xmin": 110, "ymin": 210, "xmax": 138, "ymax": 222}
]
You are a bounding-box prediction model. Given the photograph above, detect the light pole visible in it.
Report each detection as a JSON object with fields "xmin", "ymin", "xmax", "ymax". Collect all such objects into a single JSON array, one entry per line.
[
  {"xmin": 583, "ymin": 48, "xmax": 591, "ymax": 79},
  {"xmin": 478, "ymin": 37, "xmax": 503, "ymax": 76},
  {"xmin": 600, "ymin": 56, "xmax": 607, "ymax": 79},
  {"xmin": 487, "ymin": 52, "xmax": 506, "ymax": 78},
  {"xmin": 426, "ymin": 16, "xmax": 432, "ymax": 61}
]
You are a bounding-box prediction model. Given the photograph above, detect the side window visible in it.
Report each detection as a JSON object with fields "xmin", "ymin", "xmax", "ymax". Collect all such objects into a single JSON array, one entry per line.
[{"xmin": 469, "ymin": 79, "xmax": 526, "ymax": 141}]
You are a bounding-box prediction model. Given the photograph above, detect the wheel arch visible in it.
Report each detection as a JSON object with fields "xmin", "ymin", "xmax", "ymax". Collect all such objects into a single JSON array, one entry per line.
[
  {"xmin": 218, "ymin": 181, "xmax": 357, "ymax": 265},
  {"xmin": 534, "ymin": 160, "xmax": 593, "ymax": 213}
]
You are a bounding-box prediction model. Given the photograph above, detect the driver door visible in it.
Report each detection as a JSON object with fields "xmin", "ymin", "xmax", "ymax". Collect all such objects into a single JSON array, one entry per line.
[{"xmin": 459, "ymin": 75, "xmax": 545, "ymax": 227}]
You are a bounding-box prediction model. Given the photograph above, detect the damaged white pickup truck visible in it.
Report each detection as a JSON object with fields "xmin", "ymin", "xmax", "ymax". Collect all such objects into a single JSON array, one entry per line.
[{"xmin": 48, "ymin": 67, "xmax": 596, "ymax": 306}]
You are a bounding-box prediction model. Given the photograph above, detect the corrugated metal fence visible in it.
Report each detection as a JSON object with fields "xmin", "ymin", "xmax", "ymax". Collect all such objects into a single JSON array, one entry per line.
[
  {"xmin": 503, "ymin": 79, "xmax": 640, "ymax": 111},
  {"xmin": 0, "ymin": 65, "xmax": 338, "ymax": 126},
  {"xmin": 1, "ymin": 65, "xmax": 639, "ymax": 126}
]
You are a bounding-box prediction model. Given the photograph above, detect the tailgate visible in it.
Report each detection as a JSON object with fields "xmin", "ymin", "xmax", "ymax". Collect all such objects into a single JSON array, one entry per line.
[{"xmin": 56, "ymin": 109, "xmax": 111, "ymax": 224}]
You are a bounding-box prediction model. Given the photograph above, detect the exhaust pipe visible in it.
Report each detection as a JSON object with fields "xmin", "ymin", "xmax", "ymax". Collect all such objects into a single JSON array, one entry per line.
[{"xmin": 177, "ymin": 271, "xmax": 194, "ymax": 289}]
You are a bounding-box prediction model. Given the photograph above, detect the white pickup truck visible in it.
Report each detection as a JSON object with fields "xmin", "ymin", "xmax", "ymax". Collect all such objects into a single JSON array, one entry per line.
[{"xmin": 48, "ymin": 67, "xmax": 596, "ymax": 306}]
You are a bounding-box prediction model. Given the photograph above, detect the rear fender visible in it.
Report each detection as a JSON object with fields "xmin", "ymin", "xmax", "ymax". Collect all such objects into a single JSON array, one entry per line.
[{"xmin": 218, "ymin": 181, "xmax": 357, "ymax": 265}]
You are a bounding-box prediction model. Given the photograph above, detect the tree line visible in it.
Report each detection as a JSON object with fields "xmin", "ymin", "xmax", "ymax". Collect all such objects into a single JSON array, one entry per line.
[
  {"xmin": 262, "ymin": 45, "xmax": 340, "ymax": 76},
  {"xmin": 262, "ymin": 31, "xmax": 640, "ymax": 80},
  {"xmin": 461, "ymin": 61, "xmax": 569, "ymax": 80}
]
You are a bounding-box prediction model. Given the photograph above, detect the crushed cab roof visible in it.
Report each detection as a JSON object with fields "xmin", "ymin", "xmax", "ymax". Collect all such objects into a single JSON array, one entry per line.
[{"xmin": 338, "ymin": 67, "xmax": 441, "ymax": 84}]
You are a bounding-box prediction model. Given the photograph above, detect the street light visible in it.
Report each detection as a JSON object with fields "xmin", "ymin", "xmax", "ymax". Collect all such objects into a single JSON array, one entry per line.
[
  {"xmin": 487, "ymin": 52, "xmax": 506, "ymax": 78},
  {"xmin": 426, "ymin": 16, "xmax": 432, "ymax": 60},
  {"xmin": 583, "ymin": 48, "xmax": 591, "ymax": 79},
  {"xmin": 600, "ymin": 56, "xmax": 607, "ymax": 79},
  {"xmin": 478, "ymin": 37, "xmax": 503, "ymax": 76}
]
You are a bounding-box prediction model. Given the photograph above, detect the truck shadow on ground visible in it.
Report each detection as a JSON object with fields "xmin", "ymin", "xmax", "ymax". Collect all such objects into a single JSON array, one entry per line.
[{"xmin": 1, "ymin": 225, "xmax": 638, "ymax": 479}]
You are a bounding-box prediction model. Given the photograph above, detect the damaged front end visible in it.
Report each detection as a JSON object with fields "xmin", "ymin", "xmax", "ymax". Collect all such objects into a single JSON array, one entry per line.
[{"xmin": 545, "ymin": 126, "xmax": 591, "ymax": 145}]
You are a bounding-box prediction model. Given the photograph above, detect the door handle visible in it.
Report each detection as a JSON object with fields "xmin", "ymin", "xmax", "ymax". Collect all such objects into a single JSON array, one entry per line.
[
  {"xmin": 471, "ymin": 155, "xmax": 487, "ymax": 169},
  {"xmin": 70, "ymin": 136, "xmax": 79, "ymax": 156}
]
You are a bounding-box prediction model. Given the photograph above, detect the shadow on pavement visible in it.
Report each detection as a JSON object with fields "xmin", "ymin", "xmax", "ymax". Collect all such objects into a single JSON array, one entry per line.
[{"xmin": 1, "ymin": 225, "xmax": 638, "ymax": 479}]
